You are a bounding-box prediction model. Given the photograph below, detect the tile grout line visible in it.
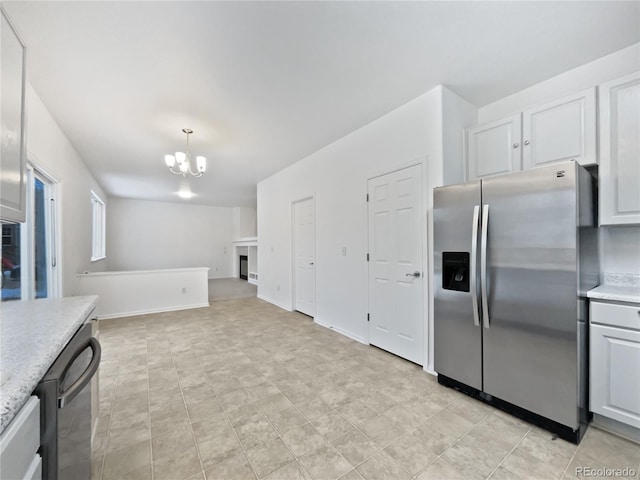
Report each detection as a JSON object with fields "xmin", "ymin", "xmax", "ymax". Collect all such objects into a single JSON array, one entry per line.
[
  {"xmin": 196, "ymin": 362, "xmax": 262, "ymax": 478},
  {"xmin": 145, "ymin": 320, "xmax": 154, "ymax": 480},
  {"xmin": 96, "ymin": 348, "xmax": 121, "ymax": 480},
  {"xmin": 560, "ymin": 429, "xmax": 586, "ymax": 480},
  {"xmin": 171, "ymin": 328, "xmax": 210, "ymax": 479},
  {"xmin": 400, "ymin": 402, "xmax": 488, "ymax": 479},
  {"xmin": 484, "ymin": 425, "xmax": 532, "ymax": 479},
  {"xmin": 408, "ymin": 408, "xmax": 492, "ymax": 480}
]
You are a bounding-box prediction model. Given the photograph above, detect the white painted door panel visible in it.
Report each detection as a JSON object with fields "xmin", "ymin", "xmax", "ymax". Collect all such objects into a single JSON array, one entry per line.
[
  {"xmin": 467, "ymin": 114, "xmax": 522, "ymax": 180},
  {"xmin": 522, "ymin": 87, "xmax": 597, "ymax": 168},
  {"xmin": 590, "ymin": 323, "xmax": 640, "ymax": 428},
  {"xmin": 368, "ymin": 164, "xmax": 423, "ymax": 364},
  {"xmin": 293, "ymin": 198, "xmax": 315, "ymax": 316},
  {"xmin": 599, "ymin": 72, "xmax": 640, "ymax": 225}
]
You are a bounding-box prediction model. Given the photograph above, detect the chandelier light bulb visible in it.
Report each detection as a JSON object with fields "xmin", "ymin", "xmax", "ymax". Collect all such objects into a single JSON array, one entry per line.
[
  {"xmin": 164, "ymin": 128, "xmax": 207, "ymax": 177},
  {"xmin": 196, "ymin": 156, "xmax": 206, "ymax": 173}
]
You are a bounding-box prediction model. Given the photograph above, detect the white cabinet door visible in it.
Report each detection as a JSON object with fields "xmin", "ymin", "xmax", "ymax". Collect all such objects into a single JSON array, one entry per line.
[
  {"xmin": 0, "ymin": 9, "xmax": 27, "ymax": 223},
  {"xmin": 0, "ymin": 396, "xmax": 40, "ymax": 480},
  {"xmin": 591, "ymin": 322, "xmax": 640, "ymax": 429},
  {"xmin": 467, "ymin": 114, "xmax": 522, "ymax": 180},
  {"xmin": 522, "ymin": 88, "xmax": 597, "ymax": 169},
  {"xmin": 599, "ymin": 72, "xmax": 640, "ymax": 226}
]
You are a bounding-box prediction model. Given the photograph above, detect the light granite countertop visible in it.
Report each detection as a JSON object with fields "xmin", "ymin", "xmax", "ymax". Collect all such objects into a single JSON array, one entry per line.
[
  {"xmin": 587, "ymin": 273, "xmax": 640, "ymax": 304},
  {"xmin": 0, "ymin": 295, "xmax": 98, "ymax": 434}
]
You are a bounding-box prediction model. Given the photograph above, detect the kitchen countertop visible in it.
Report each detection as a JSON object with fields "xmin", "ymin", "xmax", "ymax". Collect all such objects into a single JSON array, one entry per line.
[
  {"xmin": 587, "ymin": 273, "xmax": 640, "ymax": 304},
  {"xmin": 0, "ymin": 295, "xmax": 98, "ymax": 434}
]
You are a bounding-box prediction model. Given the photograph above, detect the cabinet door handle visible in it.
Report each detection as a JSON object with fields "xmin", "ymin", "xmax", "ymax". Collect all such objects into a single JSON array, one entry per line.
[
  {"xmin": 513, "ymin": 143, "xmax": 519, "ymax": 149},
  {"xmin": 524, "ymin": 140, "xmax": 530, "ymax": 146}
]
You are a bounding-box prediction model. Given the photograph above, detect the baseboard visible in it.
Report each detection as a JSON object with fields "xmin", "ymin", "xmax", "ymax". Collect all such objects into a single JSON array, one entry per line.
[
  {"xmin": 313, "ymin": 319, "xmax": 368, "ymax": 345},
  {"xmin": 592, "ymin": 414, "xmax": 640, "ymax": 444},
  {"xmin": 257, "ymin": 294, "xmax": 292, "ymax": 312},
  {"xmin": 97, "ymin": 302, "xmax": 210, "ymax": 320}
]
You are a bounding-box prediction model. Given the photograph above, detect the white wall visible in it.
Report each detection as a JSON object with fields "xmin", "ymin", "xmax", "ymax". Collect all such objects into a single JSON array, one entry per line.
[
  {"xmin": 478, "ymin": 44, "xmax": 640, "ymax": 123},
  {"xmin": 106, "ymin": 198, "xmax": 233, "ymax": 278},
  {"xmin": 76, "ymin": 268, "xmax": 209, "ymax": 319},
  {"xmin": 232, "ymin": 206, "xmax": 257, "ymax": 239},
  {"xmin": 26, "ymin": 84, "xmax": 109, "ymax": 296},
  {"xmin": 442, "ymin": 87, "xmax": 478, "ymax": 185},
  {"xmin": 600, "ymin": 227, "xmax": 640, "ymax": 277},
  {"xmin": 258, "ymin": 85, "xmax": 476, "ymax": 370}
]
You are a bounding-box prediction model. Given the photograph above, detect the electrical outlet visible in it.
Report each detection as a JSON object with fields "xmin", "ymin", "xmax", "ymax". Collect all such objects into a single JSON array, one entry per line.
[
  {"xmin": 341, "ymin": 246, "xmax": 347, "ymax": 256},
  {"xmin": 182, "ymin": 287, "xmax": 187, "ymax": 294}
]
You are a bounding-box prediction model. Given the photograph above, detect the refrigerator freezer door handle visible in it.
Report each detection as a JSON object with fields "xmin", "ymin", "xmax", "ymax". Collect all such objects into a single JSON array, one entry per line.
[
  {"xmin": 481, "ymin": 204, "xmax": 490, "ymax": 328},
  {"xmin": 470, "ymin": 205, "xmax": 480, "ymax": 327}
]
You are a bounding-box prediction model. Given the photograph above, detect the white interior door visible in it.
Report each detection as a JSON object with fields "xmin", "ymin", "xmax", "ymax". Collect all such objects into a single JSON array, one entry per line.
[
  {"xmin": 293, "ymin": 197, "xmax": 315, "ymax": 317},
  {"xmin": 368, "ymin": 164, "xmax": 424, "ymax": 364}
]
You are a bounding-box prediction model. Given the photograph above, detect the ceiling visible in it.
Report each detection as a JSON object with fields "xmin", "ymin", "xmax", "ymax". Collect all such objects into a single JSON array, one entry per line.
[{"xmin": 3, "ymin": 1, "xmax": 639, "ymax": 207}]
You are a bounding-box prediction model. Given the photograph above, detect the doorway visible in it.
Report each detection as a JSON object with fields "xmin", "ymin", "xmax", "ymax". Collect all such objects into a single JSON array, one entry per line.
[
  {"xmin": 367, "ymin": 164, "xmax": 424, "ymax": 364},
  {"xmin": 292, "ymin": 196, "xmax": 315, "ymax": 317},
  {"xmin": 1, "ymin": 164, "xmax": 59, "ymax": 301}
]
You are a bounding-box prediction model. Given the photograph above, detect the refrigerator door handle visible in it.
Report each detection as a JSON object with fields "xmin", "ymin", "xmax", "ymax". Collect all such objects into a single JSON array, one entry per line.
[
  {"xmin": 470, "ymin": 205, "xmax": 480, "ymax": 327},
  {"xmin": 481, "ymin": 204, "xmax": 490, "ymax": 328}
]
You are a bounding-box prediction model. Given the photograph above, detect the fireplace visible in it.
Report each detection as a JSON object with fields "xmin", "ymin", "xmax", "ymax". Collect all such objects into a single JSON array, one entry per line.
[{"xmin": 239, "ymin": 255, "xmax": 248, "ymax": 280}]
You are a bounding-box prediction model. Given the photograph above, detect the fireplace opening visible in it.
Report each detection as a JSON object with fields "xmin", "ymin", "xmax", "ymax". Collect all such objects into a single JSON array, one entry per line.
[{"xmin": 239, "ymin": 255, "xmax": 248, "ymax": 280}]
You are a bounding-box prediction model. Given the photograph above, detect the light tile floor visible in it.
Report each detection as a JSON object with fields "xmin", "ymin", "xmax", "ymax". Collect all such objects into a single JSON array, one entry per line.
[
  {"xmin": 92, "ymin": 298, "xmax": 640, "ymax": 480},
  {"xmin": 208, "ymin": 278, "xmax": 257, "ymax": 302}
]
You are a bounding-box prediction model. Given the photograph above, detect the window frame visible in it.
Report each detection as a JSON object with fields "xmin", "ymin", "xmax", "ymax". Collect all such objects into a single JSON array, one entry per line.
[
  {"xmin": 91, "ymin": 190, "xmax": 106, "ymax": 262},
  {"xmin": 2, "ymin": 162, "xmax": 60, "ymax": 301}
]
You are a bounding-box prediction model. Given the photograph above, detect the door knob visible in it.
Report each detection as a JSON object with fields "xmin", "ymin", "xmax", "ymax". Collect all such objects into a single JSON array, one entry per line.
[
  {"xmin": 406, "ymin": 271, "xmax": 421, "ymax": 278},
  {"xmin": 309, "ymin": 262, "xmax": 314, "ymax": 266}
]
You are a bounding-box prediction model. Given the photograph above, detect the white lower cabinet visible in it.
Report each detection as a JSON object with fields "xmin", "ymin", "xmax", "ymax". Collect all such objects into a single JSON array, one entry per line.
[
  {"xmin": 24, "ymin": 454, "xmax": 42, "ymax": 480},
  {"xmin": 590, "ymin": 301, "xmax": 640, "ymax": 429},
  {"xmin": 0, "ymin": 396, "xmax": 41, "ymax": 480}
]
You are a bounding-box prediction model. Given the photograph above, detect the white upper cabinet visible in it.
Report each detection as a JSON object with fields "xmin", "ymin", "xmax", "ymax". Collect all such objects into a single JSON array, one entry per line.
[
  {"xmin": 467, "ymin": 114, "xmax": 522, "ymax": 181},
  {"xmin": 0, "ymin": 8, "xmax": 27, "ymax": 224},
  {"xmin": 522, "ymin": 88, "xmax": 597, "ymax": 169},
  {"xmin": 467, "ymin": 88, "xmax": 598, "ymax": 181},
  {"xmin": 599, "ymin": 72, "xmax": 640, "ymax": 226}
]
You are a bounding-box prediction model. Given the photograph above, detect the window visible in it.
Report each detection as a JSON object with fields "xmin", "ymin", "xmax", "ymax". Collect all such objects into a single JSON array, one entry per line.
[
  {"xmin": 91, "ymin": 191, "xmax": 105, "ymax": 261},
  {"xmin": 1, "ymin": 165, "xmax": 59, "ymax": 301}
]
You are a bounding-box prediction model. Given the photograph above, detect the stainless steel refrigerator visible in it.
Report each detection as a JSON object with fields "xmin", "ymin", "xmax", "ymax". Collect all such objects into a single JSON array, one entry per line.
[{"xmin": 433, "ymin": 161, "xmax": 598, "ymax": 443}]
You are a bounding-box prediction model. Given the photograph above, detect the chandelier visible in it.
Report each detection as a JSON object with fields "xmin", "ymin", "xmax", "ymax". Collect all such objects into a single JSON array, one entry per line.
[{"xmin": 164, "ymin": 128, "xmax": 207, "ymax": 177}]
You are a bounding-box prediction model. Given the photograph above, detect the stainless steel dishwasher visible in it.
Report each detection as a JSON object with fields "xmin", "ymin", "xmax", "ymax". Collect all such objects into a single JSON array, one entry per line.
[{"xmin": 35, "ymin": 320, "xmax": 101, "ymax": 480}]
